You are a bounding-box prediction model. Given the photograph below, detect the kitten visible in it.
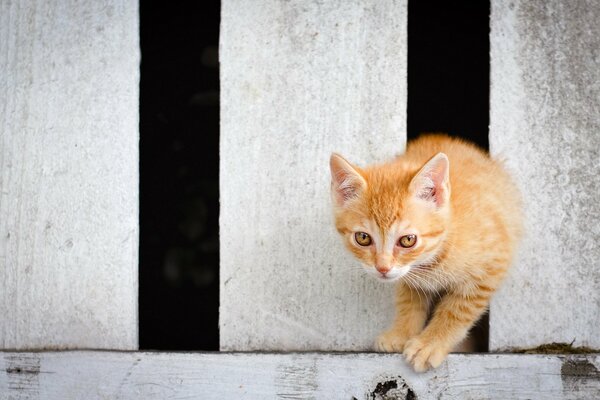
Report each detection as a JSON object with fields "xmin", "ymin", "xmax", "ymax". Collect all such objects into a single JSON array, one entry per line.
[{"xmin": 330, "ymin": 134, "xmax": 522, "ymax": 372}]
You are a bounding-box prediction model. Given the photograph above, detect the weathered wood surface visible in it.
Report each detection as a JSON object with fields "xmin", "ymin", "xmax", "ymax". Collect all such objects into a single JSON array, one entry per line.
[
  {"xmin": 220, "ymin": 0, "xmax": 407, "ymax": 351},
  {"xmin": 0, "ymin": 352, "xmax": 599, "ymax": 399},
  {"xmin": 489, "ymin": 1, "xmax": 600, "ymax": 349},
  {"xmin": 0, "ymin": 1, "xmax": 139, "ymax": 349}
]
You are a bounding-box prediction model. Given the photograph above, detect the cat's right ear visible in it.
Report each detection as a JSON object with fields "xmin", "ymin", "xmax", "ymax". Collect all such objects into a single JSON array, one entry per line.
[
  {"xmin": 410, "ymin": 152, "xmax": 450, "ymax": 208},
  {"xmin": 330, "ymin": 153, "xmax": 367, "ymax": 207}
]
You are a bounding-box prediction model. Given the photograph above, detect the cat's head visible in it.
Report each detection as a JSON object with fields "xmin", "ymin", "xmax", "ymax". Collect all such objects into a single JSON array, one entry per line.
[{"xmin": 330, "ymin": 152, "xmax": 451, "ymax": 282}]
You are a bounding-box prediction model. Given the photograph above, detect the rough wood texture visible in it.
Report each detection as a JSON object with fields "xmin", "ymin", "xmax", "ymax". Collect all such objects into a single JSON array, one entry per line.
[
  {"xmin": 1, "ymin": 351, "xmax": 599, "ymax": 399},
  {"xmin": 490, "ymin": 0, "xmax": 600, "ymax": 350},
  {"xmin": 220, "ymin": 0, "xmax": 407, "ymax": 351},
  {"xmin": 0, "ymin": 1, "xmax": 139, "ymax": 350}
]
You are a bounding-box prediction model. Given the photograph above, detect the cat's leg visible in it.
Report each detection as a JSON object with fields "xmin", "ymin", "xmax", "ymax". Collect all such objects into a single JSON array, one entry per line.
[
  {"xmin": 375, "ymin": 282, "xmax": 429, "ymax": 352},
  {"xmin": 403, "ymin": 286, "xmax": 492, "ymax": 372}
]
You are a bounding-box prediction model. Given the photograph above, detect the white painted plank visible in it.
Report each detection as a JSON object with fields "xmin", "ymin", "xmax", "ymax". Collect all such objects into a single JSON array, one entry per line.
[
  {"xmin": 0, "ymin": 1, "xmax": 139, "ymax": 349},
  {"xmin": 0, "ymin": 351, "xmax": 599, "ymax": 399},
  {"xmin": 220, "ymin": 0, "xmax": 407, "ymax": 351},
  {"xmin": 489, "ymin": 1, "xmax": 600, "ymax": 350}
]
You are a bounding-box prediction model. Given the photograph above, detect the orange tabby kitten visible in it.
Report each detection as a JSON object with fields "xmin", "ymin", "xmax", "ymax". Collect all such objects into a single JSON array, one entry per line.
[{"xmin": 330, "ymin": 134, "xmax": 522, "ymax": 372}]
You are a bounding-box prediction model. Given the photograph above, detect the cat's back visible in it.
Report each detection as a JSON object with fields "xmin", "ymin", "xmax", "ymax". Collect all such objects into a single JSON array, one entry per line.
[
  {"xmin": 403, "ymin": 134, "xmax": 514, "ymax": 196},
  {"xmin": 404, "ymin": 134, "xmax": 522, "ymax": 258},
  {"xmin": 403, "ymin": 133, "xmax": 486, "ymax": 166}
]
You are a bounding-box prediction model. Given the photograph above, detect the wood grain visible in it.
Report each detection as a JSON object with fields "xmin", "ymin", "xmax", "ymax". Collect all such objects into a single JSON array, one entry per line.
[
  {"xmin": 220, "ymin": 0, "xmax": 407, "ymax": 351},
  {"xmin": 490, "ymin": 0, "xmax": 600, "ymax": 349},
  {"xmin": 0, "ymin": 0, "xmax": 139, "ymax": 350},
  {"xmin": 1, "ymin": 351, "xmax": 599, "ymax": 399}
]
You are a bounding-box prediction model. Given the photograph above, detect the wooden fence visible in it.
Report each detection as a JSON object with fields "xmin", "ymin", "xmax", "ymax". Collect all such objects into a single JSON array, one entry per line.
[{"xmin": 1, "ymin": 0, "xmax": 598, "ymax": 398}]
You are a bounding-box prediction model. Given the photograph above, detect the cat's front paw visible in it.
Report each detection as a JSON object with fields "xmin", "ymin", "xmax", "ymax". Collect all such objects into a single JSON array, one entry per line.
[
  {"xmin": 403, "ymin": 337, "xmax": 450, "ymax": 372},
  {"xmin": 374, "ymin": 330, "xmax": 411, "ymax": 352}
]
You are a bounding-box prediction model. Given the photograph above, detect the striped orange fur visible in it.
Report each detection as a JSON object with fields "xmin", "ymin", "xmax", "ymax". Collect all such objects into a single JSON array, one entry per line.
[{"xmin": 330, "ymin": 134, "xmax": 522, "ymax": 372}]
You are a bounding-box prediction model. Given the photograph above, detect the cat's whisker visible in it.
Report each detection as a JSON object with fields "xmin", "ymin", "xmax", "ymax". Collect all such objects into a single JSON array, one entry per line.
[
  {"xmin": 412, "ymin": 263, "xmax": 452, "ymax": 286},
  {"xmin": 404, "ymin": 280, "xmax": 415, "ymax": 304},
  {"xmin": 403, "ymin": 274, "xmax": 425, "ymax": 305},
  {"xmin": 422, "ymin": 270, "xmax": 453, "ymax": 290},
  {"xmin": 406, "ymin": 272, "xmax": 432, "ymax": 304},
  {"xmin": 407, "ymin": 269, "xmax": 446, "ymax": 301},
  {"xmin": 406, "ymin": 271, "xmax": 431, "ymax": 292},
  {"xmin": 420, "ymin": 271, "xmax": 453, "ymax": 297}
]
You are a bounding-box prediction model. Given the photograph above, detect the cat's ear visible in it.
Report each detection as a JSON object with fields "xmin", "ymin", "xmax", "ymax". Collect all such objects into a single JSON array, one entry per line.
[
  {"xmin": 330, "ymin": 153, "xmax": 367, "ymax": 206},
  {"xmin": 410, "ymin": 152, "xmax": 450, "ymax": 207}
]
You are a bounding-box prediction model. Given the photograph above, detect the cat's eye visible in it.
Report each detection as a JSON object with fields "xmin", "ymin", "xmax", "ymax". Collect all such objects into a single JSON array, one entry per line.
[
  {"xmin": 354, "ymin": 232, "xmax": 372, "ymax": 246},
  {"xmin": 398, "ymin": 234, "xmax": 417, "ymax": 248}
]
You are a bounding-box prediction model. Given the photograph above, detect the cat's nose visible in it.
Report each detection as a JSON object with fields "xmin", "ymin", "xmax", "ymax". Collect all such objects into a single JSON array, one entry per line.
[{"xmin": 375, "ymin": 265, "xmax": 391, "ymax": 275}]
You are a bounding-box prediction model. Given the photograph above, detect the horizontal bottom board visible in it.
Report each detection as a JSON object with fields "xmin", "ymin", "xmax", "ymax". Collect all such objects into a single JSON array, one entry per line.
[{"xmin": 1, "ymin": 351, "xmax": 599, "ymax": 399}]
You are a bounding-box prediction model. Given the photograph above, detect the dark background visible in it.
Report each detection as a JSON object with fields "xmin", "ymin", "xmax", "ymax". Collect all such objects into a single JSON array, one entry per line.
[
  {"xmin": 407, "ymin": 1, "xmax": 490, "ymax": 148},
  {"xmin": 139, "ymin": 1, "xmax": 490, "ymax": 350},
  {"xmin": 139, "ymin": 1, "xmax": 220, "ymax": 350}
]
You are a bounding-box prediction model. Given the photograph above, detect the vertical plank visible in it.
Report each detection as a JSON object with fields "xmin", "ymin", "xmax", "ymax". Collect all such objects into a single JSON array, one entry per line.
[
  {"xmin": 0, "ymin": 1, "xmax": 139, "ymax": 349},
  {"xmin": 220, "ymin": 0, "xmax": 407, "ymax": 350},
  {"xmin": 490, "ymin": 0, "xmax": 600, "ymax": 349}
]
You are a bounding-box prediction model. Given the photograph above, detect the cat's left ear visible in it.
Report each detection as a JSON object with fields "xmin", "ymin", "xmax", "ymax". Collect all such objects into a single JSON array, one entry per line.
[{"xmin": 410, "ymin": 152, "xmax": 450, "ymax": 207}]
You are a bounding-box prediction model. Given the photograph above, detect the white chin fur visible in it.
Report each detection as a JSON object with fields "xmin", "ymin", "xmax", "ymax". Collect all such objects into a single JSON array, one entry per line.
[{"xmin": 363, "ymin": 264, "xmax": 412, "ymax": 283}]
